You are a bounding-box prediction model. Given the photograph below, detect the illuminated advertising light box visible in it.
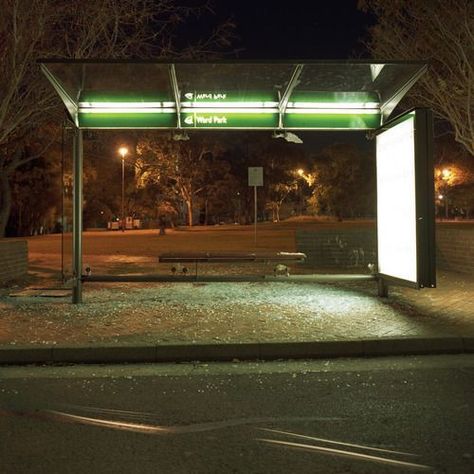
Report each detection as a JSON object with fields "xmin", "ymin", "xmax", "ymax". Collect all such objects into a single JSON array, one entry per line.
[{"xmin": 375, "ymin": 109, "xmax": 435, "ymax": 288}]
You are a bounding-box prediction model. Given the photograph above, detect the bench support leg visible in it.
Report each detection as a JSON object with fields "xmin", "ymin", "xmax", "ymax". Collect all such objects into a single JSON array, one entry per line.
[{"xmin": 377, "ymin": 277, "xmax": 388, "ymax": 297}]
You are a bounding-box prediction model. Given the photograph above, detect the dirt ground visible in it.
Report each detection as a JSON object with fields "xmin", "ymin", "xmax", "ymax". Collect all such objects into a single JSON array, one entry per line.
[{"xmin": 1, "ymin": 219, "xmax": 473, "ymax": 347}]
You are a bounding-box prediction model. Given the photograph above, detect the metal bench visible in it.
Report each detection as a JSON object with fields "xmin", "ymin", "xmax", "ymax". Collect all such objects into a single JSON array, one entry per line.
[{"xmin": 158, "ymin": 251, "xmax": 306, "ymax": 276}]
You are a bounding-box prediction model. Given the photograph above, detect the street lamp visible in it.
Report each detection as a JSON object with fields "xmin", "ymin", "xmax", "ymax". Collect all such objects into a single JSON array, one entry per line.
[
  {"xmin": 441, "ymin": 168, "xmax": 453, "ymax": 219},
  {"xmin": 442, "ymin": 168, "xmax": 451, "ymax": 179},
  {"xmin": 118, "ymin": 146, "xmax": 128, "ymax": 231},
  {"xmin": 295, "ymin": 169, "xmax": 305, "ymax": 215}
]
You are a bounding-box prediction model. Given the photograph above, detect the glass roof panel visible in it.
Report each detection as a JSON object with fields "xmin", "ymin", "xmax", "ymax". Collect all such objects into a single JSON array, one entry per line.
[
  {"xmin": 293, "ymin": 62, "xmax": 426, "ymax": 106},
  {"xmin": 39, "ymin": 60, "xmax": 426, "ymax": 130},
  {"xmin": 175, "ymin": 63, "xmax": 296, "ymax": 103},
  {"xmin": 44, "ymin": 62, "xmax": 172, "ymax": 102}
]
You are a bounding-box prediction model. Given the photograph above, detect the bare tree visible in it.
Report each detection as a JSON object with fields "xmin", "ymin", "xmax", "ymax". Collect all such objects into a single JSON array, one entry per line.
[
  {"xmin": 136, "ymin": 134, "xmax": 226, "ymax": 226},
  {"xmin": 0, "ymin": 0, "xmax": 235, "ymax": 236},
  {"xmin": 309, "ymin": 144, "xmax": 374, "ymax": 219},
  {"xmin": 359, "ymin": 0, "xmax": 474, "ymax": 157}
]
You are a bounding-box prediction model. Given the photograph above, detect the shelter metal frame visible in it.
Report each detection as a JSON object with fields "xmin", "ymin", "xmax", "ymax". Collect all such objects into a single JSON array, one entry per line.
[{"xmin": 38, "ymin": 59, "xmax": 434, "ymax": 303}]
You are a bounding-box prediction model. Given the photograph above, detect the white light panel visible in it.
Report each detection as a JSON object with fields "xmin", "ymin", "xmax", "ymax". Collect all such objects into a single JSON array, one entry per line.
[{"xmin": 376, "ymin": 116, "xmax": 417, "ymax": 283}]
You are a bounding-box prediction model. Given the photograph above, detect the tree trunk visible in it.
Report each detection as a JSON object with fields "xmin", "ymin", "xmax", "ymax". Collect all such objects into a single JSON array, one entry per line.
[
  {"xmin": 186, "ymin": 199, "xmax": 193, "ymax": 226},
  {"xmin": 0, "ymin": 172, "xmax": 12, "ymax": 238}
]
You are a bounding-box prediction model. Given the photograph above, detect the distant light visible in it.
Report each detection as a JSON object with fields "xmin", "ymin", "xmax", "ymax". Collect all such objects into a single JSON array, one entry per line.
[
  {"xmin": 297, "ymin": 169, "xmax": 304, "ymax": 176},
  {"xmin": 442, "ymin": 168, "xmax": 451, "ymax": 179},
  {"xmin": 118, "ymin": 147, "xmax": 128, "ymax": 158},
  {"xmin": 438, "ymin": 194, "xmax": 444, "ymax": 200}
]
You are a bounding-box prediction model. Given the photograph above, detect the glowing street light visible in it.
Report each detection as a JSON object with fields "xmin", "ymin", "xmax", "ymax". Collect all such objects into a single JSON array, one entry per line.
[
  {"xmin": 440, "ymin": 168, "xmax": 454, "ymax": 219},
  {"xmin": 442, "ymin": 168, "xmax": 451, "ymax": 179},
  {"xmin": 118, "ymin": 147, "xmax": 128, "ymax": 232}
]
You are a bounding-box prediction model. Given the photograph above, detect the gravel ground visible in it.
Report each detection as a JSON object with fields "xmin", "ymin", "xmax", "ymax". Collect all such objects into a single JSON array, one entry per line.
[{"xmin": 1, "ymin": 275, "xmax": 472, "ymax": 347}]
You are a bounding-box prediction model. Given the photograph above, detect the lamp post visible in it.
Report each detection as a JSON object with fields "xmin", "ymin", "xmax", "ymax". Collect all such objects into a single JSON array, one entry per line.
[
  {"xmin": 297, "ymin": 168, "xmax": 305, "ymax": 215},
  {"xmin": 118, "ymin": 147, "xmax": 128, "ymax": 231},
  {"xmin": 441, "ymin": 168, "xmax": 452, "ymax": 219}
]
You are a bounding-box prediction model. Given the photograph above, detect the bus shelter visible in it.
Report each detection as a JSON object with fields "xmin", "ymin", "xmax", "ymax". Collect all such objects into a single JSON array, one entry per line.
[{"xmin": 39, "ymin": 60, "xmax": 436, "ymax": 304}]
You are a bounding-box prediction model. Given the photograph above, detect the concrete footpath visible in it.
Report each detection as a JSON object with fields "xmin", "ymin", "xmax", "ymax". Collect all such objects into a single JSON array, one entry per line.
[{"xmin": 1, "ymin": 269, "xmax": 473, "ymax": 365}]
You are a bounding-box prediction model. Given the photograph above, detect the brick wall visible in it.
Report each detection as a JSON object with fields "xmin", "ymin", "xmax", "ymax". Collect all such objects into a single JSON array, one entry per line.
[
  {"xmin": 296, "ymin": 224, "xmax": 474, "ymax": 275},
  {"xmin": 0, "ymin": 239, "xmax": 28, "ymax": 284},
  {"xmin": 436, "ymin": 225, "xmax": 474, "ymax": 274},
  {"xmin": 296, "ymin": 228, "xmax": 377, "ymax": 270}
]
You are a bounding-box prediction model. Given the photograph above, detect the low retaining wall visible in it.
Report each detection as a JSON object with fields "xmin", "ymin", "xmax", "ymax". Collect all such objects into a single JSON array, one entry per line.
[
  {"xmin": 296, "ymin": 228, "xmax": 377, "ymax": 270},
  {"xmin": 436, "ymin": 226, "xmax": 474, "ymax": 274},
  {"xmin": 296, "ymin": 224, "xmax": 474, "ymax": 274},
  {"xmin": 0, "ymin": 239, "xmax": 28, "ymax": 284}
]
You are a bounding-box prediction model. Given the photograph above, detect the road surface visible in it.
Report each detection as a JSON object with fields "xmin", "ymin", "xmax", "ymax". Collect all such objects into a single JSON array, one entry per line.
[{"xmin": 1, "ymin": 355, "xmax": 473, "ymax": 473}]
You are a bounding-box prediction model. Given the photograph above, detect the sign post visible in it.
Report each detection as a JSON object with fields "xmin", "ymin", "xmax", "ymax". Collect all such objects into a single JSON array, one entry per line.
[{"xmin": 248, "ymin": 167, "xmax": 263, "ymax": 246}]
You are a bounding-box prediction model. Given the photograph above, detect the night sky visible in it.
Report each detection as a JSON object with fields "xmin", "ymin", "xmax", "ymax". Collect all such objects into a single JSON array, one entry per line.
[{"xmin": 209, "ymin": 0, "xmax": 374, "ymax": 59}]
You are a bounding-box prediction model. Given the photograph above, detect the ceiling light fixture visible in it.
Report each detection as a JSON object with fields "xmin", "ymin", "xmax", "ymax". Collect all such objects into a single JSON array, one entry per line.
[{"xmin": 272, "ymin": 131, "xmax": 303, "ymax": 144}]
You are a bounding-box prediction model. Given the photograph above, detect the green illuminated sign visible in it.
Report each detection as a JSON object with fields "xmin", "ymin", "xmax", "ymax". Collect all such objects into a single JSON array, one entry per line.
[
  {"xmin": 79, "ymin": 112, "xmax": 177, "ymax": 128},
  {"xmin": 76, "ymin": 90, "xmax": 382, "ymax": 129},
  {"xmin": 284, "ymin": 112, "xmax": 381, "ymax": 129},
  {"xmin": 181, "ymin": 91, "xmax": 278, "ymax": 104},
  {"xmin": 78, "ymin": 111, "xmax": 381, "ymax": 129},
  {"xmin": 181, "ymin": 112, "xmax": 279, "ymax": 128}
]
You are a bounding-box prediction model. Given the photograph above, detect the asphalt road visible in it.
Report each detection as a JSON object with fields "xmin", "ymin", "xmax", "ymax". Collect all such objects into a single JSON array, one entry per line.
[{"xmin": 1, "ymin": 355, "xmax": 473, "ymax": 474}]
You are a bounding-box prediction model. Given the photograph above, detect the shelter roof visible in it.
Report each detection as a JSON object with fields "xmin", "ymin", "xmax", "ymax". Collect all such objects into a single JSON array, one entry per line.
[{"xmin": 39, "ymin": 60, "xmax": 426, "ymax": 130}]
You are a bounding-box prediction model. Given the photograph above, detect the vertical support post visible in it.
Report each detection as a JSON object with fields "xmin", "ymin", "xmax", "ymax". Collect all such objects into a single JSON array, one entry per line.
[
  {"xmin": 254, "ymin": 185, "xmax": 257, "ymax": 247},
  {"xmin": 72, "ymin": 129, "xmax": 83, "ymax": 304},
  {"xmin": 121, "ymin": 157, "xmax": 125, "ymax": 232},
  {"xmin": 377, "ymin": 277, "xmax": 388, "ymax": 297},
  {"xmin": 60, "ymin": 124, "xmax": 65, "ymax": 283}
]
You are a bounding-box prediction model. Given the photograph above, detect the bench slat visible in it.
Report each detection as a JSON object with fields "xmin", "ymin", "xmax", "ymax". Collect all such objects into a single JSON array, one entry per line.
[{"xmin": 158, "ymin": 252, "xmax": 306, "ymax": 263}]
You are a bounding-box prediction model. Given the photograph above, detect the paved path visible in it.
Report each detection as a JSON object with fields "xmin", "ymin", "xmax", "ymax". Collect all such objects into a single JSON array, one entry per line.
[{"xmin": 0, "ymin": 269, "xmax": 473, "ymax": 364}]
